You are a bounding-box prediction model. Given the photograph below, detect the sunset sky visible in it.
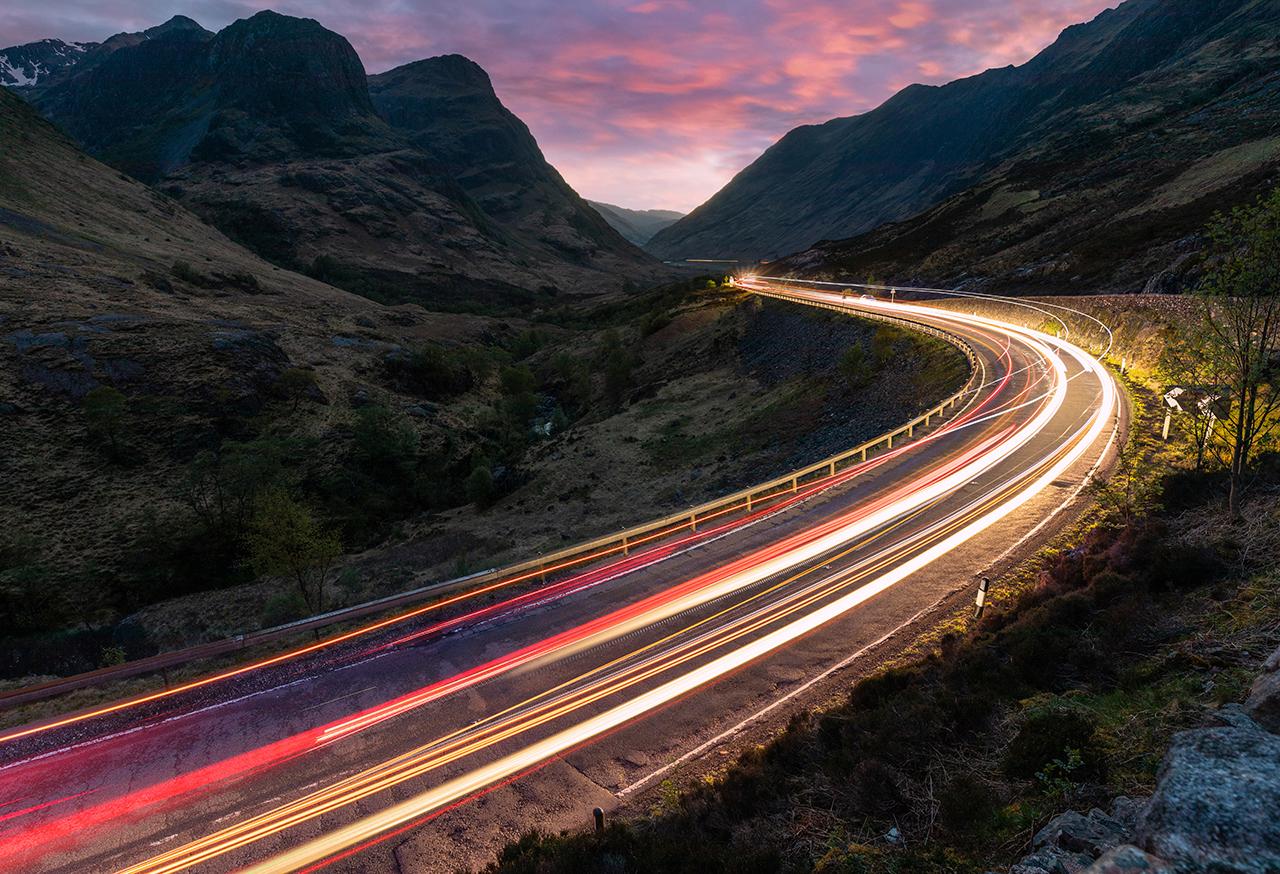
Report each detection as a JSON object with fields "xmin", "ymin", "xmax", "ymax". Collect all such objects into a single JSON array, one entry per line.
[{"xmin": 3, "ymin": 1, "xmax": 1118, "ymax": 212}]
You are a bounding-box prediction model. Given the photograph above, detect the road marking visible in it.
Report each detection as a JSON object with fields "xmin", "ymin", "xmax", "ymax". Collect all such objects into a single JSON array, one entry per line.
[{"xmin": 300, "ymin": 686, "xmax": 377, "ymax": 713}]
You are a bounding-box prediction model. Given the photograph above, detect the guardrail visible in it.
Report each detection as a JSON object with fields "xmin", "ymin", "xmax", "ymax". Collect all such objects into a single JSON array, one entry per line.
[{"xmin": 0, "ymin": 295, "xmax": 982, "ymax": 712}]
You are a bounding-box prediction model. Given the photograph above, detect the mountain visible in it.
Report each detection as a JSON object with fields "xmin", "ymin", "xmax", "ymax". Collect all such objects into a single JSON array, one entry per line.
[
  {"xmin": 15, "ymin": 12, "xmax": 670, "ymax": 311},
  {"xmin": 0, "ymin": 78, "xmax": 563, "ymax": 642},
  {"xmin": 587, "ymin": 201, "xmax": 683, "ymax": 246},
  {"xmin": 765, "ymin": 0, "xmax": 1280, "ymax": 295},
  {"xmin": 646, "ymin": 0, "xmax": 1276, "ymax": 265},
  {"xmin": 367, "ymin": 55, "xmax": 661, "ymax": 281},
  {"xmin": 0, "ymin": 16, "xmax": 211, "ymax": 90}
]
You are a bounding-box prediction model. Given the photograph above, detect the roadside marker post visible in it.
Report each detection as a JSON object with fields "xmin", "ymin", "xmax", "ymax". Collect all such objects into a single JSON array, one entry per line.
[{"xmin": 974, "ymin": 576, "xmax": 990, "ymax": 619}]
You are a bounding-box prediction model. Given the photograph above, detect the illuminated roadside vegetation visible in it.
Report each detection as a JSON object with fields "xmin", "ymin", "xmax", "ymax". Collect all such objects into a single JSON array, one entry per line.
[{"xmin": 471, "ymin": 364, "xmax": 1280, "ymax": 874}]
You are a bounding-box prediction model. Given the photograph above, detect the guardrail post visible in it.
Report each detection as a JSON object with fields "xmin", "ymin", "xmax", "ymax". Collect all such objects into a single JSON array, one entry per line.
[
  {"xmin": 860, "ymin": 447, "xmax": 867, "ymax": 462},
  {"xmin": 622, "ymin": 536, "xmax": 629, "ymax": 556},
  {"xmin": 829, "ymin": 460, "xmax": 836, "ymax": 477},
  {"xmin": 690, "ymin": 514, "xmax": 697, "ymax": 533},
  {"xmin": 746, "ymin": 493, "xmax": 753, "ymax": 512},
  {"xmin": 540, "ymin": 563, "xmax": 547, "ymax": 584},
  {"xmin": 162, "ymin": 666, "xmax": 170, "ymax": 691},
  {"xmin": 791, "ymin": 476, "xmax": 798, "ymax": 492}
]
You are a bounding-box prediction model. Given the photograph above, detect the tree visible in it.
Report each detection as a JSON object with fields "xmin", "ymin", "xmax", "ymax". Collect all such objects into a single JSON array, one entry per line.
[
  {"xmin": 84, "ymin": 385, "xmax": 126, "ymax": 452},
  {"xmin": 839, "ymin": 344, "xmax": 870, "ymax": 390},
  {"xmin": 272, "ymin": 367, "xmax": 318, "ymax": 411},
  {"xmin": 245, "ymin": 489, "xmax": 341, "ymax": 616},
  {"xmin": 1196, "ymin": 188, "xmax": 1280, "ymax": 518},
  {"xmin": 604, "ymin": 348, "xmax": 631, "ymax": 406}
]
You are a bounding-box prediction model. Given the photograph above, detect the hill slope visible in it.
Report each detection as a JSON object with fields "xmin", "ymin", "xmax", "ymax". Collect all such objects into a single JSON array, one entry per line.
[
  {"xmin": 18, "ymin": 12, "xmax": 669, "ymax": 311},
  {"xmin": 646, "ymin": 0, "xmax": 1276, "ymax": 264},
  {"xmin": 769, "ymin": 0, "xmax": 1280, "ymax": 295},
  {"xmin": 587, "ymin": 202, "xmax": 684, "ymax": 246}
]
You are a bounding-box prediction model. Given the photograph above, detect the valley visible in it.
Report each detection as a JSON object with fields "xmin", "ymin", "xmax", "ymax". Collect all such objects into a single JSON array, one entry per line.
[{"xmin": 2, "ymin": 0, "xmax": 1279, "ymax": 872}]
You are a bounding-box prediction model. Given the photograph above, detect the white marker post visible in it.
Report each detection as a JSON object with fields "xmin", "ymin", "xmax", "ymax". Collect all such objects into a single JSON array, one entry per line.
[{"xmin": 974, "ymin": 576, "xmax": 990, "ymax": 619}]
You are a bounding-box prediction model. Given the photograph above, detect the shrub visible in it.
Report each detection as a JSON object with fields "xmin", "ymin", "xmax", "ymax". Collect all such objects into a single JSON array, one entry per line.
[
  {"xmin": 466, "ymin": 465, "xmax": 495, "ymax": 507},
  {"xmin": 1002, "ymin": 701, "xmax": 1106, "ymax": 783},
  {"xmin": 260, "ymin": 591, "xmax": 308, "ymax": 628}
]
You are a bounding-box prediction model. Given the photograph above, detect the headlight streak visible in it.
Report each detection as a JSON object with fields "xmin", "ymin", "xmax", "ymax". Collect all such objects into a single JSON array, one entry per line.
[
  {"xmin": 6, "ymin": 282, "xmax": 1115, "ymax": 874},
  {"xmin": 228, "ymin": 321, "xmax": 1110, "ymax": 874},
  {"xmin": 0, "ymin": 314, "xmax": 992, "ymax": 750},
  {"xmin": 1, "ymin": 318, "xmax": 1029, "ymax": 866},
  {"xmin": 236, "ymin": 348, "xmax": 1111, "ymax": 874}
]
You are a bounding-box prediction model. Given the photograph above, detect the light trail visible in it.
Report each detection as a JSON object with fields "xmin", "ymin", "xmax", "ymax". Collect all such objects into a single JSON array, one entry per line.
[
  {"xmin": 234, "ymin": 322, "xmax": 1113, "ymax": 874},
  {"xmin": 1, "ymin": 277, "xmax": 1117, "ymax": 874}
]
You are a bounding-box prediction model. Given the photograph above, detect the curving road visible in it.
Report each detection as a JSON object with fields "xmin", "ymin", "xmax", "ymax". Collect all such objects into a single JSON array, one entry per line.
[{"xmin": 0, "ymin": 281, "xmax": 1120, "ymax": 874}]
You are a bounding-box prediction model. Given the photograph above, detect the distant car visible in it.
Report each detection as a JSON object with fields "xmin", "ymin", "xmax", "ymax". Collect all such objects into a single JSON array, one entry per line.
[{"xmin": 860, "ymin": 293, "xmax": 875, "ymax": 301}]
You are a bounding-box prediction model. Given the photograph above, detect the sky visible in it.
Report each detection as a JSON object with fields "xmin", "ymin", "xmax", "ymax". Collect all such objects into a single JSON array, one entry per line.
[{"xmin": 2, "ymin": 1, "xmax": 1118, "ymax": 213}]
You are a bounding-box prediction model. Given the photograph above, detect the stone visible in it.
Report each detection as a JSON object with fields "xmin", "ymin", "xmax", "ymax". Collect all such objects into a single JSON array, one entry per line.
[
  {"xmin": 1083, "ymin": 845, "xmax": 1171, "ymax": 874},
  {"xmin": 1034, "ymin": 809, "xmax": 1129, "ymax": 857},
  {"xmin": 1136, "ymin": 726, "xmax": 1280, "ymax": 873},
  {"xmin": 1012, "ymin": 847, "xmax": 1094, "ymax": 874},
  {"xmin": 1107, "ymin": 797, "xmax": 1144, "ymax": 834},
  {"xmin": 1202, "ymin": 701, "xmax": 1264, "ymax": 732},
  {"xmin": 1243, "ymin": 644, "xmax": 1280, "ymax": 734}
]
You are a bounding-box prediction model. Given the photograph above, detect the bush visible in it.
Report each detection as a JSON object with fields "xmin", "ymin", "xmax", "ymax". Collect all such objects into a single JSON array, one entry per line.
[
  {"xmin": 1002, "ymin": 701, "xmax": 1106, "ymax": 783},
  {"xmin": 260, "ymin": 590, "xmax": 309, "ymax": 628},
  {"xmin": 466, "ymin": 465, "xmax": 495, "ymax": 507}
]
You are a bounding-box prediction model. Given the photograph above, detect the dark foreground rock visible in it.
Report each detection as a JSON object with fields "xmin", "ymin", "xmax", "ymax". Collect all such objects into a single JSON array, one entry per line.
[{"xmin": 1134, "ymin": 724, "xmax": 1280, "ymax": 872}]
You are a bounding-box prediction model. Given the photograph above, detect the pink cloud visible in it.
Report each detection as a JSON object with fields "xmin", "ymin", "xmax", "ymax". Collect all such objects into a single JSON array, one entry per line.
[{"xmin": 2, "ymin": 0, "xmax": 1120, "ymax": 212}]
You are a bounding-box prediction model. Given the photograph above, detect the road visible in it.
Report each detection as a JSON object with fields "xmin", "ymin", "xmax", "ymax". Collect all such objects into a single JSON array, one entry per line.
[{"xmin": 0, "ymin": 281, "xmax": 1119, "ymax": 873}]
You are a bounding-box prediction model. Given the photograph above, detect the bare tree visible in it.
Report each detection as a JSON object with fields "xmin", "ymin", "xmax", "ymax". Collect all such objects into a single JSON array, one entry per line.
[{"xmin": 1196, "ymin": 188, "xmax": 1280, "ymax": 518}]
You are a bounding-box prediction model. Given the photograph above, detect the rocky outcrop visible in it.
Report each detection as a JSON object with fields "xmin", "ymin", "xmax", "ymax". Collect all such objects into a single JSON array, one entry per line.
[
  {"xmin": 1243, "ymin": 643, "xmax": 1280, "ymax": 734},
  {"xmin": 1134, "ymin": 724, "xmax": 1280, "ymax": 872},
  {"xmin": 1010, "ymin": 643, "xmax": 1280, "ymax": 874},
  {"xmin": 1012, "ymin": 803, "xmax": 1136, "ymax": 874}
]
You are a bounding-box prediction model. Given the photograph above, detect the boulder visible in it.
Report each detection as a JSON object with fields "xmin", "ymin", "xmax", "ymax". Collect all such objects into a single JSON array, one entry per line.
[
  {"xmin": 1136, "ymin": 726, "xmax": 1280, "ymax": 872},
  {"xmin": 1106, "ymin": 797, "xmax": 1144, "ymax": 834},
  {"xmin": 1011, "ymin": 847, "xmax": 1094, "ymax": 874},
  {"xmin": 1034, "ymin": 809, "xmax": 1130, "ymax": 857},
  {"xmin": 1082, "ymin": 845, "xmax": 1171, "ymax": 874},
  {"xmin": 1243, "ymin": 644, "xmax": 1280, "ymax": 734}
]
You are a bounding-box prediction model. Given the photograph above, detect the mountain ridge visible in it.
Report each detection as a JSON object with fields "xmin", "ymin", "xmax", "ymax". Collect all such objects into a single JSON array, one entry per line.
[
  {"xmin": 7, "ymin": 12, "xmax": 672, "ymax": 311},
  {"xmin": 646, "ymin": 0, "xmax": 1272, "ymax": 266}
]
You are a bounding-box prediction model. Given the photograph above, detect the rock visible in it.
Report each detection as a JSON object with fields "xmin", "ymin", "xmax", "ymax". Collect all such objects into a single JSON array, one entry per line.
[
  {"xmin": 1107, "ymin": 797, "xmax": 1144, "ymax": 834},
  {"xmin": 1082, "ymin": 844, "xmax": 1171, "ymax": 874},
  {"xmin": 1202, "ymin": 701, "xmax": 1263, "ymax": 732},
  {"xmin": 1034, "ymin": 809, "xmax": 1130, "ymax": 857},
  {"xmin": 1136, "ymin": 726, "xmax": 1280, "ymax": 873},
  {"xmin": 1012, "ymin": 847, "xmax": 1094, "ymax": 874},
  {"xmin": 1243, "ymin": 644, "xmax": 1280, "ymax": 734}
]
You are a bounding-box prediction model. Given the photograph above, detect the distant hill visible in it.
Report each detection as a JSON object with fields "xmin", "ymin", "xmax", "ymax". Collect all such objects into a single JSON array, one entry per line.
[
  {"xmin": 647, "ymin": 0, "xmax": 1280, "ymax": 267},
  {"xmin": 0, "ymin": 16, "xmax": 211, "ymax": 90},
  {"xmin": 587, "ymin": 202, "xmax": 684, "ymax": 246},
  {"xmin": 8, "ymin": 12, "xmax": 670, "ymax": 312},
  {"xmin": 766, "ymin": 0, "xmax": 1280, "ymax": 296}
]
